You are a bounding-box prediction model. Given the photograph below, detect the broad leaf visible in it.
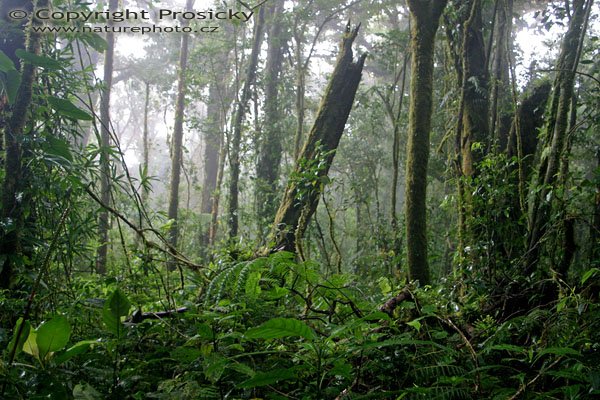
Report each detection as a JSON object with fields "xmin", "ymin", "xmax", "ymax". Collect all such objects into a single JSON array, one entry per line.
[
  {"xmin": 103, "ymin": 288, "xmax": 131, "ymax": 336},
  {"xmin": 23, "ymin": 330, "xmax": 38, "ymax": 358},
  {"xmin": 7, "ymin": 317, "xmax": 30, "ymax": 357},
  {"xmin": 48, "ymin": 96, "xmax": 93, "ymax": 121},
  {"xmin": 237, "ymin": 367, "xmax": 296, "ymax": 389},
  {"xmin": 36, "ymin": 315, "xmax": 71, "ymax": 360},
  {"xmin": 54, "ymin": 340, "xmax": 99, "ymax": 365},
  {"xmin": 245, "ymin": 318, "xmax": 315, "ymax": 340},
  {"xmin": 44, "ymin": 136, "xmax": 73, "ymax": 163},
  {"xmin": 15, "ymin": 49, "xmax": 62, "ymax": 69},
  {"xmin": 0, "ymin": 50, "xmax": 16, "ymax": 72}
]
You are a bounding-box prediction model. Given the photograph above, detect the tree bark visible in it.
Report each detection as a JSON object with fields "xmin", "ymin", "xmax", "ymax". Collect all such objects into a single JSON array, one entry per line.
[
  {"xmin": 166, "ymin": 0, "xmax": 194, "ymax": 259},
  {"xmin": 268, "ymin": 24, "xmax": 366, "ymax": 253},
  {"xmin": 404, "ymin": 0, "xmax": 447, "ymax": 285},
  {"xmin": 96, "ymin": 0, "xmax": 118, "ymax": 274},
  {"xmin": 228, "ymin": 6, "xmax": 265, "ymax": 239},
  {"xmin": 526, "ymin": 0, "xmax": 591, "ymax": 274},
  {"xmin": 201, "ymin": 82, "xmax": 221, "ymax": 217},
  {"xmin": 256, "ymin": 0, "xmax": 286, "ymax": 227},
  {"xmin": 141, "ymin": 81, "xmax": 150, "ymax": 205},
  {"xmin": 459, "ymin": 0, "xmax": 489, "ymax": 177},
  {"xmin": 0, "ymin": 0, "xmax": 40, "ymax": 288},
  {"xmin": 489, "ymin": 0, "xmax": 513, "ymax": 149}
]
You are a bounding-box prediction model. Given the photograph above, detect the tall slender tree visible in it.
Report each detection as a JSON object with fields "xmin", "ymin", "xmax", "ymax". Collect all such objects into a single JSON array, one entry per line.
[
  {"xmin": 228, "ymin": 6, "xmax": 265, "ymax": 238},
  {"xmin": 96, "ymin": 0, "xmax": 118, "ymax": 274},
  {"xmin": 167, "ymin": 0, "xmax": 194, "ymax": 259},
  {"xmin": 256, "ymin": 0, "xmax": 286, "ymax": 227},
  {"xmin": 404, "ymin": 0, "xmax": 448, "ymax": 285},
  {"xmin": 0, "ymin": 0, "xmax": 40, "ymax": 288}
]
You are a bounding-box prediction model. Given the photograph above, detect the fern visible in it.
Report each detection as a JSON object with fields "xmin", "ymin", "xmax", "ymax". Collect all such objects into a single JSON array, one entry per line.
[{"xmin": 204, "ymin": 258, "xmax": 269, "ymax": 305}]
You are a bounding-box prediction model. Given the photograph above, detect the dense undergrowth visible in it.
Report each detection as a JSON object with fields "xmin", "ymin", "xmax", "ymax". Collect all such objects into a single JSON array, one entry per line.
[{"xmin": 1, "ymin": 251, "xmax": 598, "ymax": 399}]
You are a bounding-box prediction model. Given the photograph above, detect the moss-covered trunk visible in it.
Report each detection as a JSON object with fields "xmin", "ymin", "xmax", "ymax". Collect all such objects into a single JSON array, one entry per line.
[
  {"xmin": 256, "ymin": 0, "xmax": 286, "ymax": 227},
  {"xmin": 268, "ymin": 25, "xmax": 366, "ymax": 253},
  {"xmin": 228, "ymin": 6, "xmax": 265, "ymax": 238},
  {"xmin": 404, "ymin": 0, "xmax": 447, "ymax": 285},
  {"xmin": 96, "ymin": 0, "xmax": 118, "ymax": 274},
  {"xmin": 526, "ymin": 0, "xmax": 591, "ymax": 274},
  {"xmin": 166, "ymin": 0, "xmax": 193, "ymax": 259},
  {"xmin": 459, "ymin": 0, "xmax": 489, "ymax": 177},
  {"xmin": 0, "ymin": 0, "xmax": 40, "ymax": 288}
]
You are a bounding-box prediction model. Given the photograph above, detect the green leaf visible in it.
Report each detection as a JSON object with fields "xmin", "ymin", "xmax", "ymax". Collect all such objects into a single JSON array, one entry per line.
[
  {"xmin": 23, "ymin": 329, "xmax": 38, "ymax": 358},
  {"xmin": 103, "ymin": 288, "xmax": 131, "ymax": 336},
  {"xmin": 0, "ymin": 50, "xmax": 16, "ymax": 72},
  {"xmin": 73, "ymin": 382, "xmax": 102, "ymax": 400},
  {"xmin": 486, "ymin": 344, "xmax": 526, "ymax": 353},
  {"xmin": 407, "ymin": 317, "xmax": 424, "ymax": 332},
  {"xmin": 15, "ymin": 49, "xmax": 62, "ymax": 70},
  {"xmin": 245, "ymin": 318, "xmax": 315, "ymax": 340},
  {"xmin": 237, "ymin": 367, "xmax": 296, "ymax": 389},
  {"xmin": 203, "ymin": 353, "xmax": 227, "ymax": 383},
  {"xmin": 79, "ymin": 33, "xmax": 108, "ymax": 52},
  {"xmin": 54, "ymin": 340, "xmax": 99, "ymax": 364},
  {"xmin": 48, "ymin": 96, "xmax": 93, "ymax": 121},
  {"xmin": 44, "ymin": 136, "xmax": 73, "ymax": 163},
  {"xmin": 534, "ymin": 346, "xmax": 581, "ymax": 362},
  {"xmin": 4, "ymin": 70, "xmax": 21, "ymax": 105},
  {"xmin": 7, "ymin": 317, "xmax": 31, "ymax": 358},
  {"xmin": 36, "ymin": 315, "xmax": 71, "ymax": 360},
  {"xmin": 581, "ymin": 268, "xmax": 599, "ymax": 285}
]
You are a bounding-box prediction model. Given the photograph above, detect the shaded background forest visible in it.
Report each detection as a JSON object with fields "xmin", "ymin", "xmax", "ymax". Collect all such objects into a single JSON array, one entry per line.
[{"xmin": 0, "ymin": 0, "xmax": 600, "ymax": 398}]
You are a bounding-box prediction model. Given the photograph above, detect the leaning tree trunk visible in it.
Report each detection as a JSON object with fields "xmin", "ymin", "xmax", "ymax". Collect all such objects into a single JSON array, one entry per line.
[
  {"xmin": 0, "ymin": 0, "xmax": 41, "ymax": 289},
  {"xmin": 268, "ymin": 24, "xmax": 366, "ymax": 253},
  {"xmin": 228, "ymin": 6, "xmax": 265, "ymax": 238},
  {"xmin": 96, "ymin": 0, "xmax": 118, "ymax": 274},
  {"xmin": 166, "ymin": 0, "xmax": 194, "ymax": 260},
  {"xmin": 404, "ymin": 0, "xmax": 447, "ymax": 285},
  {"xmin": 256, "ymin": 0, "xmax": 286, "ymax": 227},
  {"xmin": 525, "ymin": 0, "xmax": 591, "ymax": 274}
]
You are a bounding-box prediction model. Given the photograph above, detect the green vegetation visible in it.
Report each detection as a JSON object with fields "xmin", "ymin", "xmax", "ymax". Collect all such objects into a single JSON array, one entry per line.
[{"xmin": 1, "ymin": 0, "xmax": 599, "ymax": 398}]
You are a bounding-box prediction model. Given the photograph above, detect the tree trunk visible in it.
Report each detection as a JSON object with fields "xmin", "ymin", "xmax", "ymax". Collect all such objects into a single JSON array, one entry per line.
[
  {"xmin": 268, "ymin": 24, "xmax": 366, "ymax": 253},
  {"xmin": 201, "ymin": 82, "xmax": 221, "ymax": 216},
  {"xmin": 228, "ymin": 6, "xmax": 265, "ymax": 239},
  {"xmin": 404, "ymin": 0, "xmax": 448, "ymax": 285},
  {"xmin": 141, "ymin": 81, "xmax": 150, "ymax": 205},
  {"xmin": 96, "ymin": 0, "xmax": 118, "ymax": 274},
  {"xmin": 526, "ymin": 0, "xmax": 591, "ymax": 274},
  {"xmin": 459, "ymin": 0, "xmax": 489, "ymax": 177},
  {"xmin": 256, "ymin": 0, "xmax": 286, "ymax": 227},
  {"xmin": 489, "ymin": 0, "xmax": 513, "ymax": 149},
  {"xmin": 292, "ymin": 25, "xmax": 306, "ymax": 161},
  {"xmin": 0, "ymin": 0, "xmax": 40, "ymax": 289},
  {"xmin": 166, "ymin": 0, "xmax": 194, "ymax": 259}
]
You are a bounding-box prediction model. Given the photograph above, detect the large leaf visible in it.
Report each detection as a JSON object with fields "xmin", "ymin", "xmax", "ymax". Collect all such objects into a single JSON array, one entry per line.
[
  {"xmin": 4, "ymin": 70, "xmax": 21, "ymax": 105},
  {"xmin": 23, "ymin": 330, "xmax": 38, "ymax": 358},
  {"xmin": 44, "ymin": 136, "xmax": 73, "ymax": 163},
  {"xmin": 48, "ymin": 96, "xmax": 93, "ymax": 121},
  {"xmin": 15, "ymin": 49, "xmax": 62, "ymax": 70},
  {"xmin": 54, "ymin": 340, "xmax": 99, "ymax": 365},
  {"xmin": 103, "ymin": 288, "xmax": 131, "ymax": 336},
  {"xmin": 36, "ymin": 315, "xmax": 71, "ymax": 360},
  {"xmin": 0, "ymin": 50, "xmax": 16, "ymax": 72},
  {"xmin": 245, "ymin": 318, "xmax": 315, "ymax": 340},
  {"xmin": 237, "ymin": 367, "xmax": 297, "ymax": 389},
  {"xmin": 7, "ymin": 317, "xmax": 31, "ymax": 357}
]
